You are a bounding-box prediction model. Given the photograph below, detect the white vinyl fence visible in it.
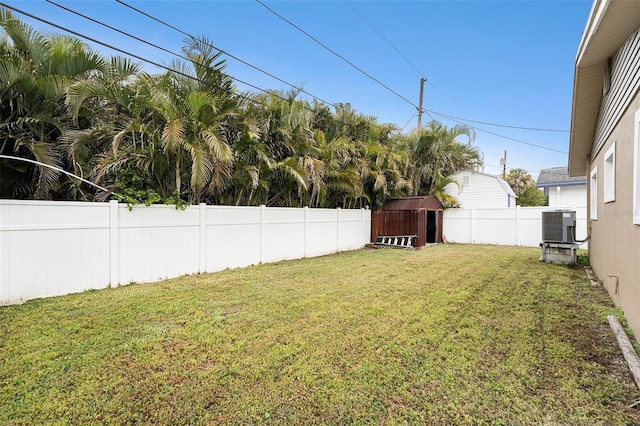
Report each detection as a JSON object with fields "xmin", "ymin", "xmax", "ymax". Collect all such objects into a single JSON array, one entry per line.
[
  {"xmin": 443, "ymin": 206, "xmax": 588, "ymax": 249},
  {"xmin": 0, "ymin": 200, "xmax": 371, "ymax": 305}
]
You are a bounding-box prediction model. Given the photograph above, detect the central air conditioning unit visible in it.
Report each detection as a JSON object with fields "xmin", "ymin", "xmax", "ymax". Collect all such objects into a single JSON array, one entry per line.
[{"xmin": 541, "ymin": 210, "xmax": 576, "ymax": 244}]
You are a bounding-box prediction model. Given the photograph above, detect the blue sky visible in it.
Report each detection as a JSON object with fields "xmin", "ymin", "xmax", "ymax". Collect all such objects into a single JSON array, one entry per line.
[{"xmin": 8, "ymin": 0, "xmax": 594, "ymax": 179}]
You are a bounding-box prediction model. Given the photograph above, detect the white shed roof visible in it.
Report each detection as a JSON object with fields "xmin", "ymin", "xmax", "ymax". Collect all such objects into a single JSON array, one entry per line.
[{"xmin": 449, "ymin": 170, "xmax": 517, "ymax": 198}]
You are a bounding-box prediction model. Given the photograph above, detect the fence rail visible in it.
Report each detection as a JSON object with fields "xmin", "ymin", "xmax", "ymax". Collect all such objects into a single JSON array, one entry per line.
[{"xmin": 0, "ymin": 200, "xmax": 371, "ymax": 304}]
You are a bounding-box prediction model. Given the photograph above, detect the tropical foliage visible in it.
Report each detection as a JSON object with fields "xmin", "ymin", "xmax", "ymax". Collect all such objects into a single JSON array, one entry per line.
[
  {"xmin": 506, "ymin": 168, "xmax": 547, "ymax": 206},
  {"xmin": 518, "ymin": 185, "xmax": 547, "ymax": 206},
  {"xmin": 0, "ymin": 10, "xmax": 483, "ymax": 208}
]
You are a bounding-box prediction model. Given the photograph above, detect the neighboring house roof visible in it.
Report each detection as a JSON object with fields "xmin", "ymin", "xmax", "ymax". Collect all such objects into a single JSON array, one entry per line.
[
  {"xmin": 449, "ymin": 170, "xmax": 517, "ymax": 198},
  {"xmin": 536, "ymin": 167, "xmax": 587, "ymax": 188},
  {"xmin": 383, "ymin": 196, "xmax": 443, "ymax": 211},
  {"xmin": 568, "ymin": 0, "xmax": 640, "ymax": 176}
]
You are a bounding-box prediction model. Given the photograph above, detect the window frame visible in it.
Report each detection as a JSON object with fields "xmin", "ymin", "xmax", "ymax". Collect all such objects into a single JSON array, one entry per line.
[{"xmin": 603, "ymin": 142, "xmax": 615, "ymax": 203}]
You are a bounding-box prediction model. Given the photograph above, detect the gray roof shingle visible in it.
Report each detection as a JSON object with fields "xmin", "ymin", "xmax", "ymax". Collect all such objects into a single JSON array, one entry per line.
[{"xmin": 536, "ymin": 167, "xmax": 586, "ymax": 187}]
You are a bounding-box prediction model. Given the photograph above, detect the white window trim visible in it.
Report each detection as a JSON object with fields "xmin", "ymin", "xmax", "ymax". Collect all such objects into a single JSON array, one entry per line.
[
  {"xmin": 633, "ymin": 108, "xmax": 640, "ymax": 224},
  {"xmin": 590, "ymin": 166, "xmax": 598, "ymax": 221},
  {"xmin": 603, "ymin": 143, "xmax": 615, "ymax": 203}
]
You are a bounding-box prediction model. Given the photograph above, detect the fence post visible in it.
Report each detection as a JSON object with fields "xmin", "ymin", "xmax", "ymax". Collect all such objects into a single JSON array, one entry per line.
[
  {"xmin": 109, "ymin": 200, "xmax": 119, "ymax": 286},
  {"xmin": 516, "ymin": 205, "xmax": 521, "ymax": 246},
  {"xmin": 469, "ymin": 207, "xmax": 474, "ymax": 244},
  {"xmin": 199, "ymin": 203, "xmax": 207, "ymax": 273},
  {"xmin": 361, "ymin": 208, "xmax": 366, "ymax": 246},
  {"xmin": 303, "ymin": 206, "xmax": 309, "ymax": 258},
  {"xmin": 336, "ymin": 207, "xmax": 342, "ymax": 252},
  {"xmin": 260, "ymin": 205, "xmax": 266, "ymax": 263}
]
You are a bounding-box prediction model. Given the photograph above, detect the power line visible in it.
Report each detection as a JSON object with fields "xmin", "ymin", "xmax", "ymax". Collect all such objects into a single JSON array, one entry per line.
[
  {"xmin": 255, "ymin": 0, "xmax": 419, "ymax": 111},
  {"xmin": 43, "ymin": 0, "xmax": 270, "ymax": 98},
  {"xmin": 401, "ymin": 115, "xmax": 416, "ymax": 132},
  {"xmin": 257, "ymin": 0, "xmax": 565, "ymax": 138},
  {"xmin": 343, "ymin": 0, "xmax": 424, "ymax": 79},
  {"xmin": 3, "ymin": 2, "xmax": 572, "ymax": 156},
  {"xmin": 0, "ymin": 2, "xmax": 370, "ymax": 134},
  {"xmin": 45, "ymin": 1, "xmax": 369, "ymax": 130},
  {"xmin": 4, "ymin": 2, "xmax": 332, "ymax": 117},
  {"xmin": 426, "ymin": 110, "xmax": 570, "ymax": 133},
  {"xmin": 426, "ymin": 110, "xmax": 568, "ymax": 154},
  {"xmin": 113, "ymin": 0, "xmax": 335, "ymax": 108},
  {"xmin": 346, "ymin": 2, "xmax": 568, "ymax": 135},
  {"xmin": 0, "ymin": 2, "xmax": 276, "ymax": 108},
  {"xmin": 485, "ymin": 163, "xmax": 569, "ymax": 177}
]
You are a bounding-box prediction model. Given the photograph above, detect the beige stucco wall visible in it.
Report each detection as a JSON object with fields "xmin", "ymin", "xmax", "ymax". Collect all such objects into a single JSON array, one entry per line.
[{"xmin": 588, "ymin": 91, "xmax": 640, "ymax": 339}]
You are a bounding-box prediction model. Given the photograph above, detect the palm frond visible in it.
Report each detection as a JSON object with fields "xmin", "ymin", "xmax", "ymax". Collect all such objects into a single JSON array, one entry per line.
[{"xmin": 161, "ymin": 118, "xmax": 185, "ymax": 153}]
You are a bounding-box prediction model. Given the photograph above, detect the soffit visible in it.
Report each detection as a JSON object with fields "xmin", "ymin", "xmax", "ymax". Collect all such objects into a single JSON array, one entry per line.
[{"xmin": 569, "ymin": 0, "xmax": 640, "ymax": 176}]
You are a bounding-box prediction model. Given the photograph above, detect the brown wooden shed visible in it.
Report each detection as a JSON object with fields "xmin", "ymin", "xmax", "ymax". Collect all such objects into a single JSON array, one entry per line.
[{"xmin": 371, "ymin": 196, "xmax": 444, "ymax": 247}]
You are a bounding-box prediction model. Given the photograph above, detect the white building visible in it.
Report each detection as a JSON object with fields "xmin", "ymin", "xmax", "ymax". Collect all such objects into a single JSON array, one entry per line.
[
  {"xmin": 444, "ymin": 170, "xmax": 517, "ymax": 208},
  {"xmin": 535, "ymin": 167, "xmax": 587, "ymax": 208}
]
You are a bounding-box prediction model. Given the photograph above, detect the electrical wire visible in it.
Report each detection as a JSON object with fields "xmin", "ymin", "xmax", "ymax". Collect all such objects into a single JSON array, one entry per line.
[
  {"xmin": 343, "ymin": 0, "xmax": 424, "ymax": 79},
  {"xmin": 1, "ymin": 2, "xmax": 378, "ymax": 135},
  {"xmin": 43, "ymin": 0, "xmax": 272, "ymax": 98},
  {"xmin": 426, "ymin": 109, "xmax": 568, "ymax": 154},
  {"xmin": 0, "ymin": 2, "xmax": 275, "ymax": 108},
  {"xmin": 45, "ymin": 0, "xmax": 341, "ymax": 113},
  {"xmin": 255, "ymin": 0, "xmax": 419, "ymax": 111},
  {"xmin": 113, "ymin": 0, "xmax": 335, "ymax": 108},
  {"xmin": 258, "ymin": 0, "xmax": 567, "ymax": 135},
  {"xmin": 426, "ymin": 110, "xmax": 569, "ymax": 133},
  {"xmin": 4, "ymin": 0, "xmax": 351, "ymax": 123},
  {"xmin": 401, "ymin": 115, "xmax": 416, "ymax": 132},
  {"xmin": 5, "ymin": 2, "xmax": 574, "ymax": 156}
]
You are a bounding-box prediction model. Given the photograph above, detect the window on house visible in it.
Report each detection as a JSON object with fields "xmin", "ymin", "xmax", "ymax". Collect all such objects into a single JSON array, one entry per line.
[
  {"xmin": 590, "ymin": 166, "xmax": 598, "ymax": 221},
  {"xmin": 604, "ymin": 143, "xmax": 615, "ymax": 203},
  {"xmin": 462, "ymin": 176, "xmax": 469, "ymax": 186},
  {"xmin": 634, "ymin": 109, "xmax": 640, "ymax": 224}
]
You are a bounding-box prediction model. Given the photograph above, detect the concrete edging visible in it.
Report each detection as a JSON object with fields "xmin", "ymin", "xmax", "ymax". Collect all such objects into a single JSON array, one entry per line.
[{"xmin": 607, "ymin": 315, "xmax": 640, "ymax": 391}]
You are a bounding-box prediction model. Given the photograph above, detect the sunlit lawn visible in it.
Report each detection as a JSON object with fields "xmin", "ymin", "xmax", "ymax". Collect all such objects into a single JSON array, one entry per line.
[{"xmin": 1, "ymin": 244, "xmax": 639, "ymax": 424}]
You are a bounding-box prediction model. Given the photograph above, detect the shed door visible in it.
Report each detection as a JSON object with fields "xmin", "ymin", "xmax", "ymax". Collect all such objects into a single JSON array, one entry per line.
[{"xmin": 426, "ymin": 210, "xmax": 437, "ymax": 243}]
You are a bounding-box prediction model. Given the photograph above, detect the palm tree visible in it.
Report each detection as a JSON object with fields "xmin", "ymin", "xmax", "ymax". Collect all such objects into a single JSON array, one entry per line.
[
  {"xmin": 408, "ymin": 120, "xmax": 483, "ymax": 199},
  {"xmin": 224, "ymin": 91, "xmax": 318, "ymax": 207},
  {"xmin": 64, "ymin": 36, "xmax": 238, "ymax": 204},
  {"xmin": 0, "ymin": 8, "xmax": 104, "ymax": 199},
  {"xmin": 506, "ymin": 168, "xmax": 534, "ymax": 198}
]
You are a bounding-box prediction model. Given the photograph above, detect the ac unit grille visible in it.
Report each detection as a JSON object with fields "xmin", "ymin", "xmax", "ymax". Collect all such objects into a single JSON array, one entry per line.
[{"xmin": 541, "ymin": 210, "xmax": 576, "ymax": 244}]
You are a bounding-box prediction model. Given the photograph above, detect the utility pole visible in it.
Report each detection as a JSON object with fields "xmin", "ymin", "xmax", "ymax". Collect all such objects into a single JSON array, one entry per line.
[
  {"xmin": 417, "ymin": 77, "xmax": 426, "ymax": 129},
  {"xmin": 500, "ymin": 150, "xmax": 507, "ymax": 179}
]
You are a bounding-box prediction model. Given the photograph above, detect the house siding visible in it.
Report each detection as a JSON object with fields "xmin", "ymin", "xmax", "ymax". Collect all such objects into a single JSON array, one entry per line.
[
  {"xmin": 445, "ymin": 171, "xmax": 514, "ymax": 208},
  {"xmin": 589, "ymin": 89, "xmax": 640, "ymax": 338},
  {"xmin": 547, "ymin": 185, "xmax": 587, "ymax": 208},
  {"xmin": 592, "ymin": 27, "xmax": 640, "ymax": 159}
]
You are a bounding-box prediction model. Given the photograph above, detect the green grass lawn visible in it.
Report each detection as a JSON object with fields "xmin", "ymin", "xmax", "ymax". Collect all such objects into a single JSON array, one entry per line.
[{"xmin": 1, "ymin": 244, "xmax": 639, "ymax": 425}]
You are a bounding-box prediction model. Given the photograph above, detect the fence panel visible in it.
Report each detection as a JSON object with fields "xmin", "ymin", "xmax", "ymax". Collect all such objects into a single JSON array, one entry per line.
[
  {"xmin": 440, "ymin": 208, "xmax": 471, "ymax": 243},
  {"xmin": 205, "ymin": 206, "xmax": 261, "ymax": 272},
  {"xmin": 306, "ymin": 208, "xmax": 339, "ymax": 257},
  {"xmin": 0, "ymin": 200, "xmax": 371, "ymax": 304},
  {"xmin": 338, "ymin": 209, "xmax": 368, "ymax": 251},
  {"xmin": 443, "ymin": 206, "xmax": 588, "ymax": 248},
  {"xmin": 118, "ymin": 204, "xmax": 201, "ymax": 284},
  {"xmin": 263, "ymin": 207, "xmax": 306, "ymax": 263},
  {"xmin": 0, "ymin": 200, "xmax": 111, "ymax": 302}
]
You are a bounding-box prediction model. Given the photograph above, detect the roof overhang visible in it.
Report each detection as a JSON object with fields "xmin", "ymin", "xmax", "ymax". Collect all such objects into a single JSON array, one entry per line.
[{"xmin": 568, "ymin": 0, "xmax": 640, "ymax": 176}]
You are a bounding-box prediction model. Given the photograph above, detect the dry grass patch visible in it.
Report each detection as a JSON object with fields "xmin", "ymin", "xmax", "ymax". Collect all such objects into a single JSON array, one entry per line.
[{"xmin": 1, "ymin": 244, "xmax": 639, "ymax": 424}]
